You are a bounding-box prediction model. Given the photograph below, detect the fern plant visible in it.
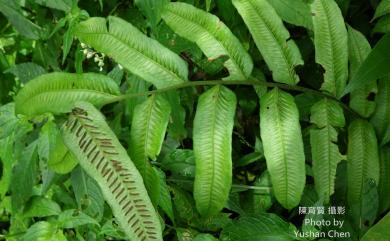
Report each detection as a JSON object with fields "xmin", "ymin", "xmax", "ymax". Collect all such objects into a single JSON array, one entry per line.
[{"xmin": 1, "ymin": 0, "xmax": 390, "ymax": 240}]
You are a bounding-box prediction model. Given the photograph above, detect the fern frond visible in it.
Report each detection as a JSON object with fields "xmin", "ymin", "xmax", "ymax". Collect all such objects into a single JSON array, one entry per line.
[
  {"xmin": 348, "ymin": 26, "xmax": 377, "ymax": 118},
  {"xmin": 15, "ymin": 72, "xmax": 120, "ymax": 116},
  {"xmin": 347, "ymin": 120, "xmax": 380, "ymax": 206},
  {"xmin": 129, "ymin": 94, "xmax": 171, "ymax": 205},
  {"xmin": 311, "ymin": 0, "xmax": 348, "ymax": 97},
  {"xmin": 74, "ymin": 16, "xmax": 188, "ymax": 88},
  {"xmin": 62, "ymin": 102, "xmax": 162, "ymax": 241},
  {"xmin": 371, "ymin": 77, "xmax": 390, "ymax": 145},
  {"xmin": 162, "ymin": 2, "xmax": 253, "ymax": 80},
  {"xmin": 310, "ymin": 98, "xmax": 345, "ymax": 203},
  {"xmin": 266, "ymin": 0, "xmax": 313, "ymax": 30},
  {"xmin": 260, "ymin": 88, "xmax": 306, "ymax": 209},
  {"xmin": 379, "ymin": 147, "xmax": 390, "ymax": 214},
  {"xmin": 233, "ymin": 0, "xmax": 303, "ymax": 85},
  {"xmin": 193, "ymin": 85, "xmax": 236, "ymax": 216}
]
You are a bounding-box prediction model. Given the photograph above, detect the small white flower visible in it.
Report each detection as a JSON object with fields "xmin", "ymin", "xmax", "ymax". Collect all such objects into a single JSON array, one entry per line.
[
  {"xmin": 80, "ymin": 42, "xmax": 87, "ymax": 48},
  {"xmin": 118, "ymin": 64, "xmax": 123, "ymax": 70},
  {"xmin": 83, "ymin": 49, "xmax": 88, "ymax": 55},
  {"xmin": 98, "ymin": 61, "xmax": 104, "ymax": 67},
  {"xmin": 86, "ymin": 52, "xmax": 94, "ymax": 59},
  {"xmin": 94, "ymin": 56, "xmax": 100, "ymax": 62}
]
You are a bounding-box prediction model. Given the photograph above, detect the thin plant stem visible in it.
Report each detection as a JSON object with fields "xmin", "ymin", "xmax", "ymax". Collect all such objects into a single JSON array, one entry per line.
[{"xmin": 109, "ymin": 79, "xmax": 363, "ymax": 119}]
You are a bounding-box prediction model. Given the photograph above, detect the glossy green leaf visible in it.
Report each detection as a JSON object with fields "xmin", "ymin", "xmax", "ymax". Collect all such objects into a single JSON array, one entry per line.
[
  {"xmin": 311, "ymin": 0, "xmax": 348, "ymax": 97},
  {"xmin": 233, "ymin": 0, "xmax": 303, "ymax": 85},
  {"xmin": 343, "ymin": 33, "xmax": 390, "ymax": 95},
  {"xmin": 347, "ymin": 120, "xmax": 380, "ymax": 208},
  {"xmin": 162, "ymin": 2, "xmax": 253, "ymax": 80},
  {"xmin": 348, "ymin": 26, "xmax": 377, "ymax": 118},
  {"xmin": 15, "ymin": 72, "xmax": 120, "ymax": 116},
  {"xmin": 193, "ymin": 85, "xmax": 237, "ymax": 216},
  {"xmin": 310, "ymin": 98, "xmax": 345, "ymax": 203},
  {"xmin": 74, "ymin": 16, "xmax": 188, "ymax": 88},
  {"xmin": 62, "ymin": 102, "xmax": 162, "ymax": 241},
  {"xmin": 260, "ymin": 88, "xmax": 306, "ymax": 209}
]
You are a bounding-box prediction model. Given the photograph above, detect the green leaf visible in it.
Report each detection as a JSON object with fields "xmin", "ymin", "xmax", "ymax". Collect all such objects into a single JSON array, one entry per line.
[
  {"xmin": 0, "ymin": 0, "xmax": 42, "ymax": 39},
  {"xmin": 74, "ymin": 16, "xmax": 188, "ymax": 88},
  {"xmin": 39, "ymin": 120, "xmax": 78, "ymax": 174},
  {"xmin": 156, "ymin": 169, "xmax": 175, "ymax": 223},
  {"xmin": 15, "ymin": 72, "xmax": 120, "ymax": 116},
  {"xmin": 220, "ymin": 213, "xmax": 297, "ymax": 241},
  {"xmin": 135, "ymin": 0, "xmax": 169, "ymax": 27},
  {"xmin": 373, "ymin": 15, "xmax": 390, "ymax": 33},
  {"xmin": 129, "ymin": 94, "xmax": 171, "ymax": 205},
  {"xmin": 310, "ymin": 98, "xmax": 345, "ymax": 203},
  {"xmin": 347, "ymin": 120, "xmax": 380, "ymax": 209},
  {"xmin": 0, "ymin": 103, "xmax": 19, "ymax": 139},
  {"xmin": 348, "ymin": 26, "xmax": 377, "ymax": 118},
  {"xmin": 361, "ymin": 211, "xmax": 390, "ymax": 241},
  {"xmin": 193, "ymin": 85, "xmax": 237, "ymax": 216},
  {"xmin": 11, "ymin": 141, "xmax": 38, "ymax": 211},
  {"xmin": 233, "ymin": 0, "xmax": 303, "ymax": 85},
  {"xmin": 57, "ymin": 209, "xmax": 99, "ymax": 229},
  {"xmin": 161, "ymin": 149, "xmax": 195, "ymax": 178},
  {"xmin": 162, "ymin": 2, "xmax": 253, "ymax": 80},
  {"xmin": 62, "ymin": 102, "xmax": 162, "ymax": 241},
  {"xmin": 378, "ymin": 147, "xmax": 390, "ymax": 214},
  {"xmin": 71, "ymin": 166, "xmax": 105, "ymax": 220},
  {"xmin": 62, "ymin": 24, "xmax": 74, "ymax": 64},
  {"xmin": 343, "ymin": 33, "xmax": 390, "ymax": 95},
  {"xmin": 163, "ymin": 90, "xmax": 187, "ymax": 140},
  {"xmin": 241, "ymin": 171, "xmax": 273, "ymax": 213},
  {"xmin": 311, "ymin": 0, "xmax": 348, "ymax": 98},
  {"xmin": 5, "ymin": 62, "xmax": 47, "ymax": 84},
  {"xmin": 22, "ymin": 221, "xmax": 61, "ymax": 241},
  {"xmin": 373, "ymin": 0, "xmax": 390, "ymax": 20},
  {"xmin": 23, "ymin": 196, "xmax": 61, "ymax": 218},
  {"xmin": 370, "ymin": 77, "xmax": 390, "ymax": 145},
  {"xmin": 130, "ymin": 94, "xmax": 171, "ymax": 168},
  {"xmin": 266, "ymin": 0, "xmax": 313, "ymax": 30},
  {"xmin": 193, "ymin": 233, "xmax": 218, "ymax": 241},
  {"xmin": 34, "ymin": 0, "xmax": 72, "ymax": 12},
  {"xmin": 260, "ymin": 88, "xmax": 306, "ymax": 209}
]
